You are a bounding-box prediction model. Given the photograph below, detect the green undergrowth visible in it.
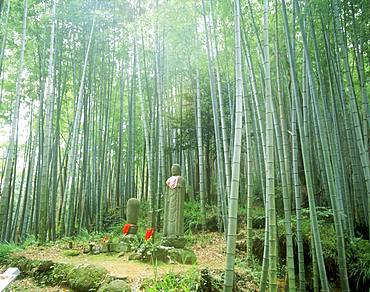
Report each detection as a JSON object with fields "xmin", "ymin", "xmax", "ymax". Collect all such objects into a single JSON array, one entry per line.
[
  {"xmin": 143, "ymin": 268, "xmax": 200, "ymax": 291},
  {"xmin": 0, "ymin": 243, "xmax": 21, "ymax": 264},
  {"xmin": 235, "ymin": 255, "xmax": 262, "ymax": 286},
  {"xmin": 347, "ymin": 238, "xmax": 370, "ymax": 289},
  {"xmin": 62, "ymin": 249, "xmax": 81, "ymax": 257},
  {"xmin": 240, "ymin": 213, "xmax": 370, "ymax": 291},
  {"xmin": 185, "ymin": 229, "xmax": 217, "ymax": 247},
  {"xmin": 184, "ymin": 201, "xmax": 219, "ymax": 232},
  {"xmin": 142, "ymin": 267, "xmax": 259, "ymax": 292}
]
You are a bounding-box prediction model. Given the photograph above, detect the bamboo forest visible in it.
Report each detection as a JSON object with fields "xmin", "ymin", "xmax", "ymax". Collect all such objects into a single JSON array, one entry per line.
[{"xmin": 0, "ymin": 0, "xmax": 369, "ymax": 291}]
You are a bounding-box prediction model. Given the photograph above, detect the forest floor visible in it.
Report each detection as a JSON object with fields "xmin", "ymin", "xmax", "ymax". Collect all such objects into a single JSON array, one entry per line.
[{"xmin": 5, "ymin": 232, "xmax": 230, "ymax": 291}]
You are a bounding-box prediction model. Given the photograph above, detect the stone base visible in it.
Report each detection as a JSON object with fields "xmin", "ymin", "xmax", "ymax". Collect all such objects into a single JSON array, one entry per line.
[
  {"xmin": 127, "ymin": 225, "xmax": 138, "ymax": 235},
  {"xmin": 131, "ymin": 245, "xmax": 196, "ymax": 265},
  {"xmin": 161, "ymin": 236, "xmax": 186, "ymax": 248}
]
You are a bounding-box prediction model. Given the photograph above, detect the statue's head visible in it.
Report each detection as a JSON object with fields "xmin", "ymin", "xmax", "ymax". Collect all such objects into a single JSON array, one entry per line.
[{"xmin": 171, "ymin": 164, "xmax": 181, "ymax": 176}]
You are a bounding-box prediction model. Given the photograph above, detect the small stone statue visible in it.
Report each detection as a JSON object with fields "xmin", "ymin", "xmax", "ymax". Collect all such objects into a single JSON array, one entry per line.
[
  {"xmin": 163, "ymin": 164, "xmax": 185, "ymax": 248},
  {"xmin": 126, "ymin": 198, "xmax": 140, "ymax": 235}
]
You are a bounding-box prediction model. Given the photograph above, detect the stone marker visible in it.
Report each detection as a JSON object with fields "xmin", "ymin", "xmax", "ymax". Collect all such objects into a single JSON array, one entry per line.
[
  {"xmin": 163, "ymin": 164, "xmax": 185, "ymax": 248},
  {"xmin": 0, "ymin": 267, "xmax": 21, "ymax": 291},
  {"xmin": 126, "ymin": 198, "xmax": 140, "ymax": 235}
]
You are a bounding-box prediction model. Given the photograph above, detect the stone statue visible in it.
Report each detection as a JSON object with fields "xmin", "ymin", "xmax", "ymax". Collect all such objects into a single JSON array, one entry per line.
[
  {"xmin": 126, "ymin": 198, "xmax": 139, "ymax": 235},
  {"xmin": 163, "ymin": 164, "xmax": 185, "ymax": 248}
]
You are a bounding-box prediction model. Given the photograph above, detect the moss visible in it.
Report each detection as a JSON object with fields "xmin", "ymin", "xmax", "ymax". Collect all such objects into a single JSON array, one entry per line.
[
  {"xmin": 49, "ymin": 263, "xmax": 70, "ymax": 286},
  {"xmin": 63, "ymin": 249, "xmax": 81, "ymax": 257},
  {"xmin": 67, "ymin": 265, "xmax": 107, "ymax": 291},
  {"xmin": 8, "ymin": 255, "xmax": 39, "ymax": 277},
  {"xmin": 7, "ymin": 255, "xmax": 108, "ymax": 291}
]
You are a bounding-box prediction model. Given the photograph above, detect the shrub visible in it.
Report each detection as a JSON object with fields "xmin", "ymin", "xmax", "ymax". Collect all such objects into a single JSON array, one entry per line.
[
  {"xmin": 0, "ymin": 243, "xmax": 20, "ymax": 264},
  {"xmin": 347, "ymin": 238, "xmax": 370, "ymax": 290}
]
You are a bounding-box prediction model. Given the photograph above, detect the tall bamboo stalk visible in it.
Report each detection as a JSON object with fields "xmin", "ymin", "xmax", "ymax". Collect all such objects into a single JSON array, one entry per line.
[
  {"xmin": 0, "ymin": 0, "xmax": 27, "ymax": 241},
  {"xmin": 224, "ymin": 0, "xmax": 243, "ymax": 289}
]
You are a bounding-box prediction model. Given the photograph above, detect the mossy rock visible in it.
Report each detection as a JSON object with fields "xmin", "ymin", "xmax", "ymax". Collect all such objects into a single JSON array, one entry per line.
[
  {"xmin": 63, "ymin": 249, "xmax": 81, "ymax": 257},
  {"xmin": 8, "ymin": 255, "xmax": 108, "ymax": 291},
  {"xmin": 50, "ymin": 263, "xmax": 71, "ymax": 286},
  {"xmin": 168, "ymin": 248, "xmax": 197, "ymax": 265},
  {"xmin": 98, "ymin": 279, "xmax": 131, "ymax": 292},
  {"xmin": 107, "ymin": 243, "xmax": 121, "ymax": 253},
  {"xmin": 138, "ymin": 246, "xmax": 170, "ymax": 263},
  {"xmin": 8, "ymin": 256, "xmax": 33, "ymax": 276},
  {"xmin": 136, "ymin": 245, "xmax": 197, "ymax": 264},
  {"xmin": 67, "ymin": 264, "xmax": 108, "ymax": 291},
  {"xmin": 152, "ymin": 247, "xmax": 169, "ymax": 262},
  {"xmin": 161, "ymin": 236, "xmax": 186, "ymax": 248}
]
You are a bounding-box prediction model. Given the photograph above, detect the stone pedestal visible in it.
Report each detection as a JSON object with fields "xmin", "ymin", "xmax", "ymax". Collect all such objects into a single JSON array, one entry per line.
[
  {"xmin": 161, "ymin": 235, "xmax": 186, "ymax": 249},
  {"xmin": 131, "ymin": 245, "xmax": 196, "ymax": 265}
]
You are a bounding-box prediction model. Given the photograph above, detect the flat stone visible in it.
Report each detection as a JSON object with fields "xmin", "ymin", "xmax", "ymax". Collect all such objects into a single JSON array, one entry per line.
[{"xmin": 0, "ymin": 268, "xmax": 21, "ymax": 291}]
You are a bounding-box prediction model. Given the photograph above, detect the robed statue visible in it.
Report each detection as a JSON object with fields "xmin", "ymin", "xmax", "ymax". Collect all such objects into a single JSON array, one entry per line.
[{"xmin": 163, "ymin": 164, "xmax": 185, "ymax": 248}]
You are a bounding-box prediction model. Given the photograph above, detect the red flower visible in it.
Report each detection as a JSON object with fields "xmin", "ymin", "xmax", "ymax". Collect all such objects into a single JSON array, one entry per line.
[
  {"xmin": 145, "ymin": 228, "xmax": 155, "ymax": 241},
  {"xmin": 122, "ymin": 224, "xmax": 133, "ymax": 235}
]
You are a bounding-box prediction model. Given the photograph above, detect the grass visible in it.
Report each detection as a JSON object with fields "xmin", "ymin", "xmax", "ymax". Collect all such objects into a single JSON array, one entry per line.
[
  {"xmin": 0, "ymin": 243, "xmax": 21, "ymax": 264},
  {"xmin": 142, "ymin": 268, "xmax": 200, "ymax": 291}
]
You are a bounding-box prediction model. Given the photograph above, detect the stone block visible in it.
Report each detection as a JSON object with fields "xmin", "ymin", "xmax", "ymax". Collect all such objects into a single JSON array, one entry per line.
[{"xmin": 161, "ymin": 236, "xmax": 186, "ymax": 248}]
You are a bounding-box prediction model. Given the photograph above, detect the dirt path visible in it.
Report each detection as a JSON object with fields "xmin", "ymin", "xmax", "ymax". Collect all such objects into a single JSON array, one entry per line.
[{"xmin": 14, "ymin": 232, "xmax": 226, "ymax": 286}]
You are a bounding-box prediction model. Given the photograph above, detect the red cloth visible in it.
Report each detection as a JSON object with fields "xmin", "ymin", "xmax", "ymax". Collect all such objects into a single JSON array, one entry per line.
[
  {"xmin": 166, "ymin": 176, "xmax": 180, "ymax": 189},
  {"xmin": 145, "ymin": 228, "xmax": 155, "ymax": 240},
  {"xmin": 123, "ymin": 224, "xmax": 133, "ymax": 235}
]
